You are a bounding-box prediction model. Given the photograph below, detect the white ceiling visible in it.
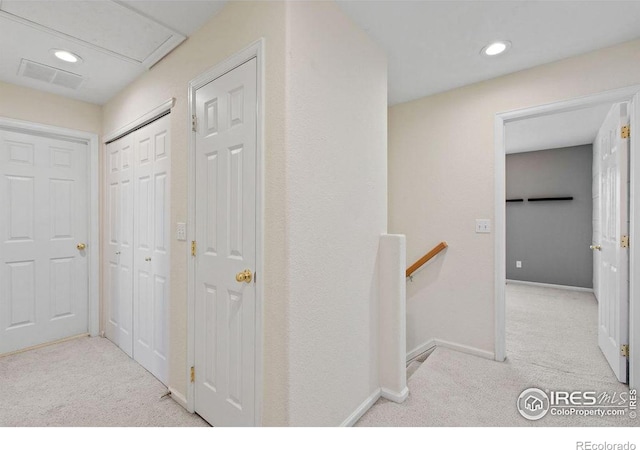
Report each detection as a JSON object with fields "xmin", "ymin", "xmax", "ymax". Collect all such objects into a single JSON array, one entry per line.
[
  {"xmin": 0, "ymin": 0, "xmax": 227, "ymax": 104},
  {"xmin": 119, "ymin": 0, "xmax": 227, "ymax": 36},
  {"xmin": 505, "ymin": 103, "xmax": 614, "ymax": 154},
  {"xmin": 337, "ymin": 1, "xmax": 640, "ymax": 105},
  {"xmin": 2, "ymin": 1, "xmax": 640, "ymax": 106}
]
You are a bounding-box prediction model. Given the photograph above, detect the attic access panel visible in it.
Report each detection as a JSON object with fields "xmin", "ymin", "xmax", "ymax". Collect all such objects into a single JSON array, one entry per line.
[{"xmin": 0, "ymin": 0, "xmax": 185, "ymax": 67}]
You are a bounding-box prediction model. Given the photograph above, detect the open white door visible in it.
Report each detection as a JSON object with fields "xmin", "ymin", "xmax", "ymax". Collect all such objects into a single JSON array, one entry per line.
[
  {"xmin": 595, "ymin": 102, "xmax": 630, "ymax": 383},
  {"xmin": 193, "ymin": 58, "xmax": 257, "ymax": 426}
]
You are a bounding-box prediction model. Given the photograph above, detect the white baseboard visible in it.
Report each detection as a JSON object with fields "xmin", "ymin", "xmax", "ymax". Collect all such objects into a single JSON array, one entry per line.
[
  {"xmin": 340, "ymin": 388, "xmax": 381, "ymax": 427},
  {"xmin": 381, "ymin": 387, "xmax": 409, "ymax": 403},
  {"xmin": 406, "ymin": 339, "xmax": 437, "ymax": 362},
  {"xmin": 0, "ymin": 333, "xmax": 89, "ymax": 358},
  {"xmin": 169, "ymin": 387, "xmax": 188, "ymax": 410},
  {"xmin": 436, "ymin": 338, "xmax": 495, "ymax": 360},
  {"xmin": 506, "ymin": 279, "xmax": 593, "ymax": 293},
  {"xmin": 407, "ymin": 338, "xmax": 494, "ymax": 363}
]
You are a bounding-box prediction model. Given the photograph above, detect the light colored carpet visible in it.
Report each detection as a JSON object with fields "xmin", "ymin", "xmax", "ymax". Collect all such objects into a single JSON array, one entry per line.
[
  {"xmin": 357, "ymin": 283, "xmax": 638, "ymax": 426},
  {"xmin": 0, "ymin": 336, "xmax": 208, "ymax": 426}
]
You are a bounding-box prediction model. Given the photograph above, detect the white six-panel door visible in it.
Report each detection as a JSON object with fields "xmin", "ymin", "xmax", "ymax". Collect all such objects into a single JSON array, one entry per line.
[
  {"xmin": 194, "ymin": 58, "xmax": 257, "ymax": 426},
  {"xmin": 132, "ymin": 116, "xmax": 171, "ymax": 384},
  {"xmin": 103, "ymin": 114, "xmax": 170, "ymax": 385},
  {"xmin": 105, "ymin": 134, "xmax": 134, "ymax": 357},
  {"xmin": 0, "ymin": 130, "xmax": 88, "ymax": 354},
  {"xmin": 596, "ymin": 102, "xmax": 630, "ymax": 382}
]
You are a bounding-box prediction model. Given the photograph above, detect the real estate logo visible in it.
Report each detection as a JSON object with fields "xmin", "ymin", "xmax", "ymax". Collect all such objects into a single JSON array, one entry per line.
[
  {"xmin": 517, "ymin": 387, "xmax": 550, "ymax": 420},
  {"xmin": 517, "ymin": 387, "xmax": 636, "ymax": 421}
]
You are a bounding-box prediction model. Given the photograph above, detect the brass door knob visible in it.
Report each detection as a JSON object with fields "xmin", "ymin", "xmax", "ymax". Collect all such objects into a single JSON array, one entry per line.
[
  {"xmin": 77, "ymin": 243, "xmax": 86, "ymax": 250},
  {"xmin": 590, "ymin": 244, "xmax": 602, "ymax": 251},
  {"xmin": 235, "ymin": 269, "xmax": 253, "ymax": 283}
]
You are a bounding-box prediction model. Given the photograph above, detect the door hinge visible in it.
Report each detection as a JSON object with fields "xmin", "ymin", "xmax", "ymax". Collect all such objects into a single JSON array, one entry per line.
[
  {"xmin": 622, "ymin": 344, "xmax": 630, "ymax": 358},
  {"xmin": 192, "ymin": 115, "xmax": 198, "ymax": 132},
  {"xmin": 190, "ymin": 366, "xmax": 195, "ymax": 383},
  {"xmin": 191, "ymin": 240, "xmax": 197, "ymax": 257},
  {"xmin": 622, "ymin": 235, "xmax": 629, "ymax": 248},
  {"xmin": 621, "ymin": 125, "xmax": 630, "ymax": 139}
]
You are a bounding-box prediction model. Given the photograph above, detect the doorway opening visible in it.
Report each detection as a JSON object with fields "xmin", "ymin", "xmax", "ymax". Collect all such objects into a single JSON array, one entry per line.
[{"xmin": 495, "ymin": 86, "xmax": 640, "ymax": 387}]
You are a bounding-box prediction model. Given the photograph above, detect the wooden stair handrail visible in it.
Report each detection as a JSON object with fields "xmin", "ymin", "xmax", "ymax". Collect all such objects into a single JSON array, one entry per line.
[{"xmin": 406, "ymin": 241, "xmax": 448, "ymax": 278}]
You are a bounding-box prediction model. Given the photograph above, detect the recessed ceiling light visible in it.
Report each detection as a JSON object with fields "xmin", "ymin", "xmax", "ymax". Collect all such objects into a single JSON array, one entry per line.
[
  {"xmin": 51, "ymin": 49, "xmax": 82, "ymax": 63},
  {"xmin": 481, "ymin": 41, "xmax": 511, "ymax": 57}
]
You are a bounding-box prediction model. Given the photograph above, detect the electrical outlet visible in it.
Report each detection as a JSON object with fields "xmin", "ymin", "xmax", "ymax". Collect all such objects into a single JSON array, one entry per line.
[
  {"xmin": 475, "ymin": 219, "xmax": 491, "ymax": 233},
  {"xmin": 516, "ymin": 261, "xmax": 522, "ymax": 268},
  {"xmin": 176, "ymin": 222, "xmax": 187, "ymax": 241}
]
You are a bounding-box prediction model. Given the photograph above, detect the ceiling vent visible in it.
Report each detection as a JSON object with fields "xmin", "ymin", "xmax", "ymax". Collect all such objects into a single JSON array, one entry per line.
[{"xmin": 18, "ymin": 59, "xmax": 84, "ymax": 90}]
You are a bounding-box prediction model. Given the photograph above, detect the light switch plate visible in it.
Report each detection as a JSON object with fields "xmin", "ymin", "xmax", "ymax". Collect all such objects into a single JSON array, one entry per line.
[
  {"xmin": 176, "ymin": 222, "xmax": 187, "ymax": 241},
  {"xmin": 475, "ymin": 219, "xmax": 491, "ymax": 233},
  {"xmin": 516, "ymin": 260, "xmax": 522, "ymax": 268}
]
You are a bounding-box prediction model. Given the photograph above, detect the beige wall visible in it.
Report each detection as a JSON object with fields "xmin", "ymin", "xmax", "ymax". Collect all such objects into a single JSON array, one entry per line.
[
  {"xmin": 390, "ymin": 39, "xmax": 640, "ymax": 357},
  {"xmin": 0, "ymin": 80, "xmax": 101, "ymax": 134},
  {"xmin": 102, "ymin": 1, "xmax": 289, "ymax": 425},
  {"xmin": 285, "ymin": 2, "xmax": 387, "ymax": 425}
]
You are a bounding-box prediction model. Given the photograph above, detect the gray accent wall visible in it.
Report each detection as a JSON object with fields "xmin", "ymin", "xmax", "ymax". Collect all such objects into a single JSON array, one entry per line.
[{"xmin": 506, "ymin": 145, "xmax": 593, "ymax": 288}]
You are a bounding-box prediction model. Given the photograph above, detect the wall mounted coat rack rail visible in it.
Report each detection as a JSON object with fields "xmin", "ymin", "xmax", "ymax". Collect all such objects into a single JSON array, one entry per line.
[
  {"xmin": 527, "ymin": 196, "xmax": 573, "ymax": 202},
  {"xmin": 506, "ymin": 197, "xmax": 573, "ymax": 202}
]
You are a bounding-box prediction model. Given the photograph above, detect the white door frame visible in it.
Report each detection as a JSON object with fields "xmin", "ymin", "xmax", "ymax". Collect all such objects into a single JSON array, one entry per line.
[
  {"xmin": 0, "ymin": 116, "xmax": 100, "ymax": 338},
  {"xmin": 186, "ymin": 39, "xmax": 265, "ymax": 424},
  {"xmin": 494, "ymin": 84, "xmax": 640, "ymax": 388}
]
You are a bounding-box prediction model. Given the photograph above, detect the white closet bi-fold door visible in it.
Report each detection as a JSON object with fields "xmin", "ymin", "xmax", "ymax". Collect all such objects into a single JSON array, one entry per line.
[
  {"xmin": 105, "ymin": 132, "xmax": 134, "ymax": 357},
  {"xmin": 104, "ymin": 114, "xmax": 170, "ymax": 385}
]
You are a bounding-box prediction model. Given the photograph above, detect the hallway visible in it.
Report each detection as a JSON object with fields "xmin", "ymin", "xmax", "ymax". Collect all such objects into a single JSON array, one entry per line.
[{"xmin": 0, "ymin": 337, "xmax": 207, "ymax": 426}]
